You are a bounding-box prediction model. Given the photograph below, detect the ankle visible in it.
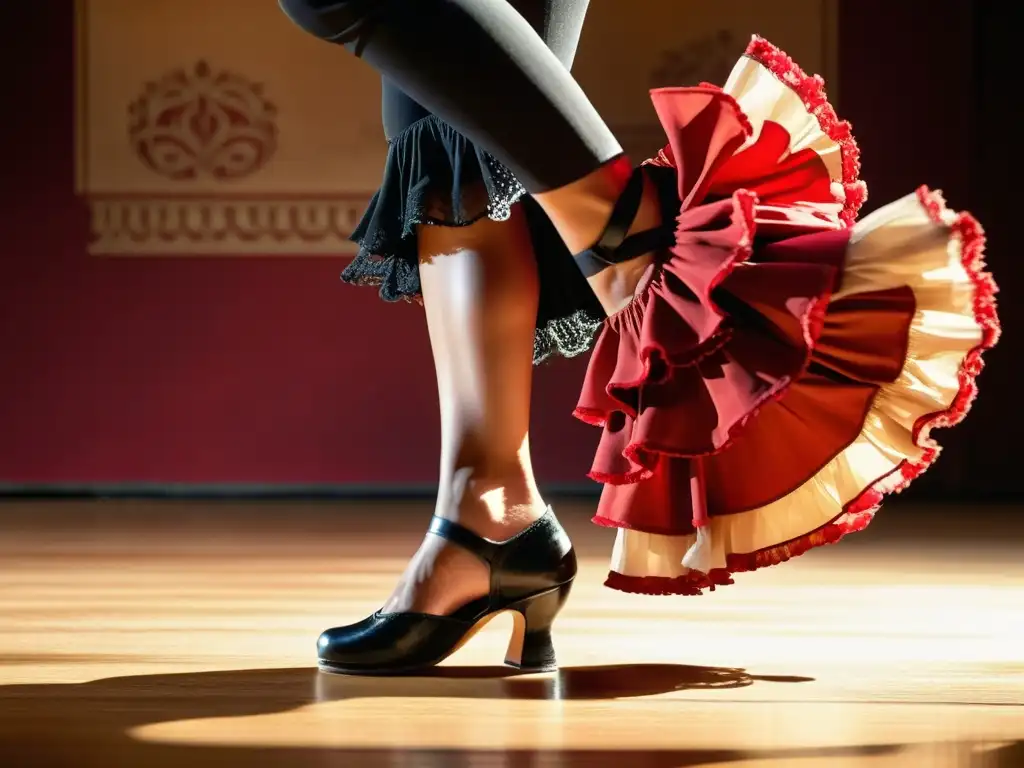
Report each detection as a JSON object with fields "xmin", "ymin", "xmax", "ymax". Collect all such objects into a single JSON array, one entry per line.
[
  {"xmin": 587, "ymin": 253, "xmax": 654, "ymax": 314},
  {"xmin": 438, "ymin": 467, "xmax": 546, "ymax": 538},
  {"xmin": 533, "ymin": 155, "xmax": 635, "ymax": 253},
  {"xmin": 588, "ymin": 170, "xmax": 662, "ymax": 313},
  {"xmin": 536, "ymin": 158, "xmax": 664, "ymax": 314}
]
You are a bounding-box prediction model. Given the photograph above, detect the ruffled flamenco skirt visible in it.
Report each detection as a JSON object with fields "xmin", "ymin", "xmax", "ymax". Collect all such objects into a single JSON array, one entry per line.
[
  {"xmin": 343, "ymin": 113, "xmax": 604, "ymax": 365},
  {"xmin": 577, "ymin": 36, "xmax": 1001, "ymax": 595}
]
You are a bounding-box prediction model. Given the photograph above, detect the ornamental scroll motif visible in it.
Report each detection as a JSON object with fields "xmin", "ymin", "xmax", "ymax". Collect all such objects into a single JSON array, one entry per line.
[
  {"xmin": 76, "ymin": 0, "xmax": 386, "ymax": 257},
  {"xmin": 128, "ymin": 60, "xmax": 278, "ymax": 182}
]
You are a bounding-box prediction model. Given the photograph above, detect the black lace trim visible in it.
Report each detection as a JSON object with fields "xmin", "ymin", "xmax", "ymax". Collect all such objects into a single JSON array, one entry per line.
[{"xmin": 343, "ymin": 114, "xmax": 602, "ymax": 364}]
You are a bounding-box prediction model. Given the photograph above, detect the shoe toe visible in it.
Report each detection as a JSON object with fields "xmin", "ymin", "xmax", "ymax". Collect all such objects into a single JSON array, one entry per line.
[
  {"xmin": 316, "ymin": 615, "xmax": 381, "ymax": 663},
  {"xmin": 316, "ymin": 629, "xmax": 334, "ymax": 656}
]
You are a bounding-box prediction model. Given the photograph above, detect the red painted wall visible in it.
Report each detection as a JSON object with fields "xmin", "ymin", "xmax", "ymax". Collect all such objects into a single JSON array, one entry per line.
[
  {"xmin": 0, "ymin": 1, "xmax": 1008, "ymax": 495},
  {"xmin": 0, "ymin": 1, "xmax": 594, "ymax": 488}
]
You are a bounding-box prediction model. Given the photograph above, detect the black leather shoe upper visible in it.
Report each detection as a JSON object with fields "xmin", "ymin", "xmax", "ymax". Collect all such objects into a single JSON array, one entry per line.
[{"xmin": 317, "ymin": 507, "xmax": 576, "ymax": 672}]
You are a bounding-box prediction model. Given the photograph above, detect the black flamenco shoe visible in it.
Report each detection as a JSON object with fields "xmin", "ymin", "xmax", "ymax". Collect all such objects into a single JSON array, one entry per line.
[{"xmin": 317, "ymin": 507, "xmax": 577, "ymax": 675}]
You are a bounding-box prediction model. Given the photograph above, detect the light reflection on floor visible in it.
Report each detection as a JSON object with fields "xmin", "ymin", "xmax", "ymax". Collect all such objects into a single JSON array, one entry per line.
[{"xmin": 1, "ymin": 499, "xmax": 1022, "ymax": 767}]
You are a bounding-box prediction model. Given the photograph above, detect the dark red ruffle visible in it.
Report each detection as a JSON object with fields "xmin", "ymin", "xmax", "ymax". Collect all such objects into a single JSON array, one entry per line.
[{"xmin": 604, "ymin": 568, "xmax": 735, "ymax": 597}]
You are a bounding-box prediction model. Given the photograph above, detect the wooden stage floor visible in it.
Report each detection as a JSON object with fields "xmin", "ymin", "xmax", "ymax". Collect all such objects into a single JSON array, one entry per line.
[{"xmin": 1, "ymin": 498, "xmax": 1023, "ymax": 767}]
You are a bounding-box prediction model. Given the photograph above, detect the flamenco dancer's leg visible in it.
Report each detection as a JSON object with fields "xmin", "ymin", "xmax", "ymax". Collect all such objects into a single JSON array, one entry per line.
[
  {"xmin": 332, "ymin": 2, "xmax": 592, "ymax": 617},
  {"xmin": 310, "ymin": 2, "xmax": 589, "ymax": 677},
  {"xmin": 382, "ymin": 211, "xmax": 550, "ymax": 615},
  {"xmin": 278, "ymin": 0, "xmax": 665, "ymax": 313}
]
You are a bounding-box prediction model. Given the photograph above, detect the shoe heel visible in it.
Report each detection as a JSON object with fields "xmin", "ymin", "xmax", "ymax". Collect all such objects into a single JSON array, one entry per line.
[{"xmin": 503, "ymin": 581, "xmax": 572, "ymax": 672}]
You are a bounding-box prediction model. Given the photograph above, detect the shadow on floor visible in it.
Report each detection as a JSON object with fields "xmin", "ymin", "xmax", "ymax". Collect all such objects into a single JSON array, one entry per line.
[{"xmin": 0, "ymin": 662, "xmax": 1009, "ymax": 767}]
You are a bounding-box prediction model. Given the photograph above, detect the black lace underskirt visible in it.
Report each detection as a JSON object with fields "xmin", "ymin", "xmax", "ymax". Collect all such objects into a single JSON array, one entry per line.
[{"xmin": 343, "ymin": 114, "xmax": 603, "ymax": 364}]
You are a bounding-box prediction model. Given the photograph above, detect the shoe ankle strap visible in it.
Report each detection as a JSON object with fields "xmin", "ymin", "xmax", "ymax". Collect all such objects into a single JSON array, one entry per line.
[
  {"xmin": 426, "ymin": 509, "xmax": 554, "ymax": 566},
  {"xmin": 573, "ymin": 167, "xmax": 675, "ymax": 278},
  {"xmin": 593, "ymin": 167, "xmax": 647, "ymax": 252},
  {"xmin": 426, "ymin": 516, "xmax": 501, "ymax": 565}
]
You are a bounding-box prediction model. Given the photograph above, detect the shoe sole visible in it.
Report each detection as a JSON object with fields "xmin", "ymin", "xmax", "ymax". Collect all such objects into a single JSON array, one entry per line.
[{"xmin": 316, "ymin": 609, "xmax": 558, "ymax": 676}]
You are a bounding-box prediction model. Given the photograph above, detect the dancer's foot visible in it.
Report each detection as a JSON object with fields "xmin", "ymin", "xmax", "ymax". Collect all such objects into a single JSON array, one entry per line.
[
  {"xmin": 381, "ymin": 475, "xmax": 549, "ymax": 616},
  {"xmin": 318, "ymin": 502, "xmax": 576, "ymax": 675}
]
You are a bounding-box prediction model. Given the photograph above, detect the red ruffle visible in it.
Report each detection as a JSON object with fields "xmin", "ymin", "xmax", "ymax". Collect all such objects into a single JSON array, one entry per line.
[
  {"xmin": 575, "ymin": 81, "xmax": 847, "ymax": 492},
  {"xmin": 577, "ymin": 39, "xmax": 998, "ymax": 596}
]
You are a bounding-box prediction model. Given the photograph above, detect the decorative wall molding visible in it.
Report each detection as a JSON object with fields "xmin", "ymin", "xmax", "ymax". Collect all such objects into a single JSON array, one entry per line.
[{"xmin": 86, "ymin": 194, "xmax": 370, "ymax": 256}]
